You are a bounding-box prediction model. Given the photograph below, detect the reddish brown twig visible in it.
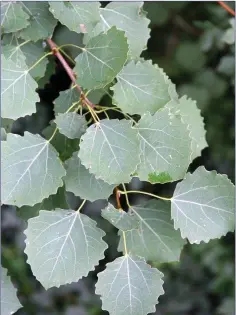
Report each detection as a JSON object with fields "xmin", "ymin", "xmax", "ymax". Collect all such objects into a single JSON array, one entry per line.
[
  {"xmin": 47, "ymin": 38, "xmax": 95, "ymax": 108},
  {"xmin": 218, "ymin": 1, "xmax": 235, "ymax": 16},
  {"xmin": 115, "ymin": 187, "xmax": 122, "ymax": 209}
]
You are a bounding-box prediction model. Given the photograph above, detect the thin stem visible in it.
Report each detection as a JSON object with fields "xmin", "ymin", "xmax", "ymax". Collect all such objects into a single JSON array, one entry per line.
[
  {"xmin": 76, "ymin": 199, "xmax": 86, "ymax": 212},
  {"xmin": 122, "ymin": 183, "xmax": 131, "ymax": 208},
  {"xmin": 27, "ymin": 52, "xmax": 53, "ymax": 73},
  {"xmin": 119, "ymin": 189, "xmax": 171, "ymax": 201},
  {"xmin": 48, "ymin": 126, "xmax": 58, "ymax": 142},
  {"xmin": 58, "ymin": 43, "xmax": 84, "ymax": 52},
  {"xmin": 218, "ymin": 1, "xmax": 235, "ymax": 16},
  {"xmin": 87, "ymin": 105, "xmax": 100, "ymax": 122},
  {"xmin": 122, "ymin": 231, "xmax": 128, "ymax": 256},
  {"xmin": 115, "ymin": 187, "xmax": 122, "ymax": 209},
  {"xmin": 58, "ymin": 47, "xmax": 76, "ymax": 65},
  {"xmin": 47, "ymin": 38, "xmax": 95, "ymax": 108}
]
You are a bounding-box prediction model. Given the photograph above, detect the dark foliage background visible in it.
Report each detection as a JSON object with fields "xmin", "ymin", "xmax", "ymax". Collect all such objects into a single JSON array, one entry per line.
[{"xmin": 1, "ymin": 2, "xmax": 235, "ymax": 315}]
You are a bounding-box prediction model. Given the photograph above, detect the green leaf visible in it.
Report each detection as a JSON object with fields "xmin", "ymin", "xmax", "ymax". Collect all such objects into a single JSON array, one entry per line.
[
  {"xmin": 78, "ymin": 119, "xmax": 140, "ymax": 185},
  {"xmin": 171, "ymin": 166, "xmax": 235, "ymax": 244},
  {"xmin": 175, "ymin": 42, "xmax": 206, "ymax": 73},
  {"xmin": 2, "ymin": 34, "xmax": 48, "ymax": 80},
  {"xmin": 2, "ymin": 132, "xmax": 66, "ymax": 207},
  {"xmin": 170, "ymin": 96, "xmax": 208, "ymax": 161},
  {"xmin": 1, "ymin": 266, "xmax": 22, "ymax": 315},
  {"xmin": 64, "ymin": 152, "xmax": 115, "ymax": 202},
  {"xmin": 74, "ymin": 27, "xmax": 128, "ymax": 90},
  {"xmin": 112, "ymin": 60, "xmax": 171, "ymax": 115},
  {"xmin": 91, "ymin": 2, "xmax": 150, "ymax": 59},
  {"xmin": 24, "ymin": 209, "xmax": 108, "ymax": 289},
  {"xmin": 49, "ymin": 2, "xmax": 101, "ymax": 34},
  {"xmin": 102, "ymin": 203, "xmax": 139, "ymax": 231},
  {"xmin": 55, "ymin": 113, "xmax": 87, "ymax": 139},
  {"xmin": 1, "ymin": 2, "xmax": 30, "ymax": 33},
  {"xmin": 19, "ymin": 2, "xmax": 57, "ymax": 41},
  {"xmin": 42, "ymin": 123, "xmax": 80, "ymax": 162},
  {"xmin": 52, "ymin": 24, "xmax": 84, "ymax": 60},
  {"xmin": 54, "ymin": 87, "xmax": 80, "ymax": 115},
  {"xmin": 95, "ymin": 254, "xmax": 164, "ymax": 315},
  {"xmin": 1, "ymin": 118, "xmax": 14, "ymax": 133},
  {"xmin": 118, "ymin": 200, "xmax": 185, "ymax": 262},
  {"xmin": 222, "ymin": 18, "xmax": 235, "ymax": 45},
  {"xmin": 1, "ymin": 54, "xmax": 39, "ymax": 119},
  {"xmin": 37, "ymin": 55, "xmax": 56, "ymax": 89},
  {"xmin": 17, "ymin": 186, "xmax": 69, "ymax": 221},
  {"xmin": 1, "ymin": 128, "xmax": 7, "ymax": 141},
  {"xmin": 136, "ymin": 108, "xmax": 191, "ymax": 184}
]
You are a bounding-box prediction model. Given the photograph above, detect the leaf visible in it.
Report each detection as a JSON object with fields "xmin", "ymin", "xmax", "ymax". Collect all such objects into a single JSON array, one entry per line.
[
  {"xmin": 78, "ymin": 119, "xmax": 140, "ymax": 185},
  {"xmin": 170, "ymin": 96, "xmax": 208, "ymax": 161},
  {"xmin": 136, "ymin": 108, "xmax": 191, "ymax": 184},
  {"xmin": 101, "ymin": 203, "xmax": 139, "ymax": 231},
  {"xmin": 2, "ymin": 132, "xmax": 66, "ymax": 207},
  {"xmin": 118, "ymin": 200, "xmax": 185, "ymax": 262},
  {"xmin": 55, "ymin": 113, "xmax": 87, "ymax": 139},
  {"xmin": 42, "ymin": 123, "xmax": 80, "ymax": 162},
  {"xmin": 222, "ymin": 18, "xmax": 235, "ymax": 45},
  {"xmin": 1, "ymin": 128, "xmax": 7, "ymax": 141},
  {"xmin": 1, "ymin": 2, "xmax": 30, "ymax": 33},
  {"xmin": 1, "ymin": 266, "xmax": 22, "ymax": 315},
  {"xmin": 1, "ymin": 118, "xmax": 14, "ymax": 133},
  {"xmin": 74, "ymin": 27, "xmax": 128, "ymax": 90},
  {"xmin": 64, "ymin": 152, "xmax": 115, "ymax": 202},
  {"xmin": 49, "ymin": 2, "xmax": 101, "ymax": 34},
  {"xmin": 17, "ymin": 186, "xmax": 69, "ymax": 221},
  {"xmin": 54, "ymin": 87, "xmax": 107, "ymax": 115},
  {"xmin": 95, "ymin": 254, "xmax": 164, "ymax": 315},
  {"xmin": 171, "ymin": 166, "xmax": 235, "ymax": 244},
  {"xmin": 19, "ymin": 2, "xmax": 57, "ymax": 41},
  {"xmin": 24, "ymin": 209, "xmax": 108, "ymax": 289},
  {"xmin": 112, "ymin": 60, "xmax": 171, "ymax": 115},
  {"xmin": 54, "ymin": 87, "xmax": 80, "ymax": 115},
  {"xmin": 37, "ymin": 55, "xmax": 56, "ymax": 89},
  {"xmin": 91, "ymin": 2, "xmax": 150, "ymax": 59},
  {"xmin": 52, "ymin": 24, "xmax": 84, "ymax": 60},
  {"xmin": 2, "ymin": 34, "xmax": 48, "ymax": 80},
  {"xmin": 1, "ymin": 54, "xmax": 39, "ymax": 120}
]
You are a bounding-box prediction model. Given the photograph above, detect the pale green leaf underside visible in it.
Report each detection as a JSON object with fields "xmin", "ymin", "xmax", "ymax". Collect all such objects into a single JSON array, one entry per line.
[
  {"xmin": 79, "ymin": 119, "xmax": 140, "ymax": 185},
  {"xmin": 1, "ymin": 2, "xmax": 30, "ymax": 33},
  {"xmin": 170, "ymin": 95, "xmax": 208, "ymax": 160},
  {"xmin": 75, "ymin": 27, "xmax": 128, "ymax": 90},
  {"xmin": 19, "ymin": 2, "xmax": 57, "ymax": 41},
  {"xmin": 2, "ymin": 132, "xmax": 66, "ymax": 207},
  {"xmin": 64, "ymin": 152, "xmax": 115, "ymax": 202},
  {"xmin": 95, "ymin": 255, "xmax": 164, "ymax": 315},
  {"xmin": 49, "ymin": 2, "xmax": 101, "ymax": 34},
  {"xmin": 1, "ymin": 55, "xmax": 39, "ymax": 119},
  {"xmin": 55, "ymin": 113, "xmax": 87, "ymax": 139},
  {"xmin": 101, "ymin": 203, "xmax": 139, "ymax": 231},
  {"xmin": 42, "ymin": 123, "xmax": 80, "ymax": 162},
  {"xmin": 91, "ymin": 2, "xmax": 150, "ymax": 59},
  {"xmin": 136, "ymin": 108, "xmax": 191, "ymax": 183},
  {"xmin": 1, "ymin": 266, "xmax": 22, "ymax": 315},
  {"xmin": 171, "ymin": 166, "xmax": 235, "ymax": 243},
  {"xmin": 17, "ymin": 186, "xmax": 69, "ymax": 221},
  {"xmin": 112, "ymin": 60, "xmax": 171, "ymax": 115},
  {"xmin": 24, "ymin": 209, "xmax": 108, "ymax": 289},
  {"xmin": 118, "ymin": 200, "xmax": 185, "ymax": 262},
  {"xmin": 54, "ymin": 88, "xmax": 80, "ymax": 115},
  {"xmin": 222, "ymin": 18, "xmax": 235, "ymax": 45},
  {"xmin": 2, "ymin": 35, "xmax": 48, "ymax": 80}
]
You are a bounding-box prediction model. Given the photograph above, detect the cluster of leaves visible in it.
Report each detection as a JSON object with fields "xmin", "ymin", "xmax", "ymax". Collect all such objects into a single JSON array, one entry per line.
[{"xmin": 1, "ymin": 2, "xmax": 235, "ymax": 315}]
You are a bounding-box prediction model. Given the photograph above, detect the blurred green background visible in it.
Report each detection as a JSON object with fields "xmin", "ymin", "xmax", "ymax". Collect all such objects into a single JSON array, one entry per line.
[{"xmin": 2, "ymin": 2, "xmax": 235, "ymax": 315}]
